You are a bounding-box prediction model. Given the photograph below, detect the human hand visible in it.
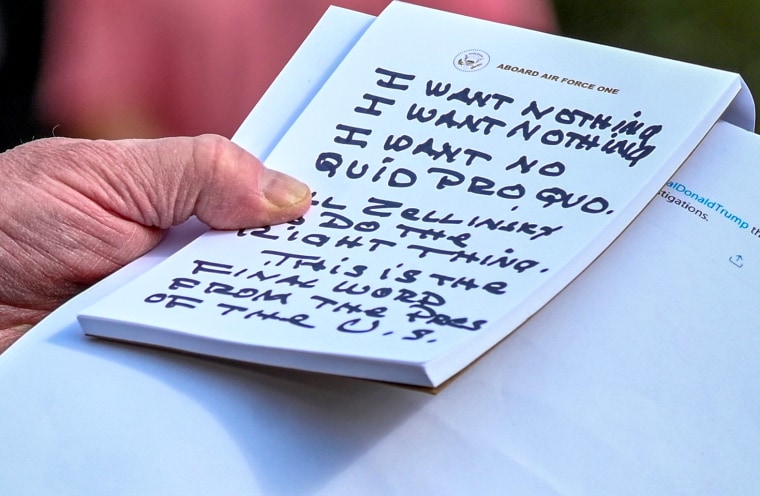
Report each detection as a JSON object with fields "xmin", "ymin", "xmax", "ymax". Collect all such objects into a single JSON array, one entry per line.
[{"xmin": 0, "ymin": 135, "xmax": 311, "ymax": 351}]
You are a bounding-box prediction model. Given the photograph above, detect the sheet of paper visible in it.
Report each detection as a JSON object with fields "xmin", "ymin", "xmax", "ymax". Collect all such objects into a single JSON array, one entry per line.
[{"xmin": 78, "ymin": 1, "xmax": 749, "ymax": 387}]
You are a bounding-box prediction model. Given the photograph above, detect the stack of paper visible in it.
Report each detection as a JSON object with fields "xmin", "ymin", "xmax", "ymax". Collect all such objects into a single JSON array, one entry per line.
[{"xmin": 78, "ymin": 2, "xmax": 755, "ymax": 388}]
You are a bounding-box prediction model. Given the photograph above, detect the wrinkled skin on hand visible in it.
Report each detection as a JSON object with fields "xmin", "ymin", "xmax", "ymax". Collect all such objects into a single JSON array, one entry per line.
[{"xmin": 0, "ymin": 135, "xmax": 311, "ymax": 352}]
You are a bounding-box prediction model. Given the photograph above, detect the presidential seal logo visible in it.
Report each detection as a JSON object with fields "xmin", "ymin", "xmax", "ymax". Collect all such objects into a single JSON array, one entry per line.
[{"xmin": 453, "ymin": 50, "xmax": 490, "ymax": 72}]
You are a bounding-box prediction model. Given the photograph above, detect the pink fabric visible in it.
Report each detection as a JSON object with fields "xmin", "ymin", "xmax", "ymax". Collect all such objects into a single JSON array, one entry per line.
[{"xmin": 38, "ymin": 0, "xmax": 556, "ymax": 139}]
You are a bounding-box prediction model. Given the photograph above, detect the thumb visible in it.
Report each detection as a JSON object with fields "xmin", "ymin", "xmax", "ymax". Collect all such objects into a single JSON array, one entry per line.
[
  {"xmin": 0, "ymin": 135, "xmax": 311, "ymax": 328},
  {"xmin": 76, "ymin": 134, "xmax": 311, "ymax": 230}
]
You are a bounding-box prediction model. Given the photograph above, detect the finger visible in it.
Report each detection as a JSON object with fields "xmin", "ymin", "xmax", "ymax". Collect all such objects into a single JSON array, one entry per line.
[
  {"xmin": 0, "ymin": 325, "xmax": 31, "ymax": 354},
  {"xmin": 183, "ymin": 134, "xmax": 312, "ymax": 229},
  {"xmin": 69, "ymin": 134, "xmax": 312, "ymax": 230}
]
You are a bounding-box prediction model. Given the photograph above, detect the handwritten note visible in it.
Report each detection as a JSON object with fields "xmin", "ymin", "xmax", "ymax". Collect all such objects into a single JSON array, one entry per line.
[{"xmin": 79, "ymin": 2, "xmax": 746, "ymax": 386}]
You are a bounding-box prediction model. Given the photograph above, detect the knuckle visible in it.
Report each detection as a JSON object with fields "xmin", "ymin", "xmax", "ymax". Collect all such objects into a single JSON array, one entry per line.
[{"xmin": 191, "ymin": 134, "xmax": 232, "ymax": 168}]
